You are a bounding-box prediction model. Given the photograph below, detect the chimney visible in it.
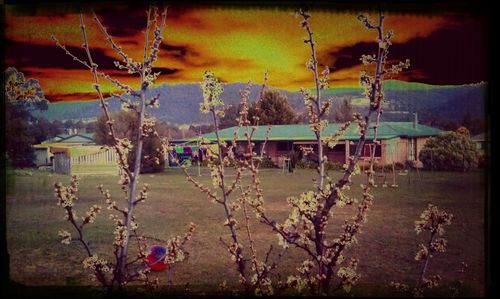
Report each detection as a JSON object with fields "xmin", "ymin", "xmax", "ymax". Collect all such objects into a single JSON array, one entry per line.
[{"xmin": 413, "ymin": 112, "xmax": 418, "ymax": 129}]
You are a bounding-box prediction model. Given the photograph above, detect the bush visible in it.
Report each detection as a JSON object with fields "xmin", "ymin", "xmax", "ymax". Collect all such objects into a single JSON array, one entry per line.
[
  {"xmin": 295, "ymin": 160, "xmax": 344, "ymax": 171},
  {"xmin": 296, "ymin": 159, "xmax": 318, "ymax": 169},
  {"xmin": 419, "ymin": 131, "xmax": 480, "ymax": 171},
  {"xmin": 394, "ymin": 162, "xmax": 405, "ymax": 170},
  {"xmin": 373, "ymin": 164, "xmax": 394, "ymax": 172},
  {"xmin": 202, "ymin": 156, "xmax": 275, "ymax": 168},
  {"xmin": 259, "ymin": 157, "xmax": 277, "ymax": 168},
  {"xmin": 478, "ymin": 153, "xmax": 486, "ymax": 169},
  {"xmin": 325, "ymin": 161, "xmax": 344, "ymax": 171}
]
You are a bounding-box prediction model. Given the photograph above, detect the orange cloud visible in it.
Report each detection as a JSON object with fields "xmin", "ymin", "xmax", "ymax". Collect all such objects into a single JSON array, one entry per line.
[{"xmin": 5, "ymin": 4, "xmax": 483, "ymax": 102}]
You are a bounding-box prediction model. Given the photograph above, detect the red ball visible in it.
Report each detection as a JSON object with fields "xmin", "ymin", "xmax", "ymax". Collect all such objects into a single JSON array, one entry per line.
[{"xmin": 146, "ymin": 253, "xmax": 168, "ymax": 271}]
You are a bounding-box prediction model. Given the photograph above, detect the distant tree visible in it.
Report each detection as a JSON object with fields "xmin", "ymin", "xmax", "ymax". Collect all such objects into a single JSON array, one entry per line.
[
  {"xmin": 218, "ymin": 104, "xmax": 240, "ymax": 129},
  {"xmin": 421, "ymin": 113, "xmax": 459, "ymax": 132},
  {"xmin": 329, "ymin": 97, "xmax": 354, "ymax": 123},
  {"xmin": 51, "ymin": 120, "xmax": 65, "ymax": 135},
  {"xmin": 74, "ymin": 120, "xmax": 85, "ymax": 132},
  {"xmin": 249, "ymin": 88, "xmax": 298, "ymax": 125},
  {"xmin": 5, "ymin": 67, "xmax": 48, "ymax": 112},
  {"xmin": 459, "ymin": 112, "xmax": 484, "ymax": 135},
  {"xmin": 420, "ymin": 110, "xmax": 484, "ymax": 136},
  {"xmin": 456, "ymin": 126, "xmax": 470, "ymax": 136},
  {"xmin": 84, "ymin": 121, "xmax": 96, "ymax": 133},
  {"xmin": 63, "ymin": 120, "xmax": 75, "ymax": 130},
  {"xmin": 94, "ymin": 111, "xmax": 164, "ymax": 173},
  {"xmin": 5, "ymin": 104, "xmax": 36, "ymax": 168},
  {"xmin": 94, "ymin": 111, "xmax": 138, "ymax": 145},
  {"xmin": 155, "ymin": 121, "xmax": 182, "ymax": 139},
  {"xmin": 419, "ymin": 130, "xmax": 480, "ymax": 171},
  {"xmin": 5, "ymin": 67, "xmax": 48, "ymax": 168},
  {"xmin": 189, "ymin": 124, "xmax": 215, "ymax": 135},
  {"xmin": 461, "ymin": 112, "xmax": 473, "ymax": 132},
  {"xmin": 30, "ymin": 117, "xmax": 64, "ymax": 144}
]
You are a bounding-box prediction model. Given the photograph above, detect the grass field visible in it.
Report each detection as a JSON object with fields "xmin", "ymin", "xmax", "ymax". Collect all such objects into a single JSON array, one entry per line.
[{"xmin": 5, "ymin": 167, "xmax": 486, "ymax": 296}]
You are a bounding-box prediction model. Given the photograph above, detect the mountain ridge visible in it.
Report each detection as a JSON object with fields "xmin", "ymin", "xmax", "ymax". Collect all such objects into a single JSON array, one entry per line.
[{"xmin": 35, "ymin": 80, "xmax": 487, "ymax": 126}]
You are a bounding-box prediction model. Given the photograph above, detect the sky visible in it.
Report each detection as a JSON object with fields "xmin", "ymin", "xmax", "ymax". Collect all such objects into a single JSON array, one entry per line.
[{"xmin": 4, "ymin": 3, "xmax": 488, "ymax": 102}]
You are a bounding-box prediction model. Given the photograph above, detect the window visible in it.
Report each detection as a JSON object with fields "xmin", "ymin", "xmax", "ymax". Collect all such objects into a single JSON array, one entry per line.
[
  {"xmin": 253, "ymin": 142, "xmax": 261, "ymax": 155},
  {"xmin": 408, "ymin": 139, "xmax": 416, "ymax": 160},
  {"xmin": 364, "ymin": 144, "xmax": 381, "ymax": 157},
  {"xmin": 327, "ymin": 144, "xmax": 345, "ymax": 153},
  {"xmin": 277, "ymin": 142, "xmax": 289, "ymax": 151},
  {"xmin": 349, "ymin": 142, "xmax": 381, "ymax": 157}
]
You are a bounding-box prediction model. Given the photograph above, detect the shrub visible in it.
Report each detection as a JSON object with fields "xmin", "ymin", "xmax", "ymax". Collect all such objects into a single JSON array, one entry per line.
[
  {"xmin": 373, "ymin": 164, "xmax": 394, "ymax": 172},
  {"xmin": 478, "ymin": 153, "xmax": 486, "ymax": 169},
  {"xmin": 325, "ymin": 161, "xmax": 344, "ymax": 171},
  {"xmin": 394, "ymin": 162, "xmax": 405, "ymax": 170},
  {"xmin": 419, "ymin": 131, "xmax": 480, "ymax": 171},
  {"xmin": 259, "ymin": 157, "xmax": 276, "ymax": 168},
  {"xmin": 296, "ymin": 160, "xmax": 344, "ymax": 170},
  {"xmin": 295, "ymin": 159, "xmax": 318, "ymax": 169}
]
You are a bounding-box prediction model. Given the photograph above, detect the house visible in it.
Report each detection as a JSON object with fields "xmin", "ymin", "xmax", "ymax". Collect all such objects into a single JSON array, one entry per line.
[
  {"xmin": 33, "ymin": 133, "xmax": 118, "ymax": 175},
  {"xmin": 33, "ymin": 133, "xmax": 94, "ymax": 166},
  {"xmin": 197, "ymin": 121, "xmax": 442, "ymax": 168},
  {"xmin": 471, "ymin": 133, "xmax": 487, "ymax": 153}
]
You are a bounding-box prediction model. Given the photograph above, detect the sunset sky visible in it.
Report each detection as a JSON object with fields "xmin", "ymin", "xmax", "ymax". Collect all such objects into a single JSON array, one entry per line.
[{"xmin": 5, "ymin": 3, "xmax": 488, "ymax": 102}]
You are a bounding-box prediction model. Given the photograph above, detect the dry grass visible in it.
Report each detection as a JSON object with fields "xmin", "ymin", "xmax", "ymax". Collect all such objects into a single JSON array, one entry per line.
[{"xmin": 5, "ymin": 167, "xmax": 485, "ymax": 296}]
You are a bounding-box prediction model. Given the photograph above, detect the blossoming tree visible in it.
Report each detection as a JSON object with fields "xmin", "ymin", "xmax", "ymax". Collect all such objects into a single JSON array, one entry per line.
[
  {"xmin": 185, "ymin": 8, "xmax": 410, "ymax": 296},
  {"xmin": 391, "ymin": 204, "xmax": 454, "ymax": 296},
  {"xmin": 52, "ymin": 6, "xmax": 195, "ymax": 293}
]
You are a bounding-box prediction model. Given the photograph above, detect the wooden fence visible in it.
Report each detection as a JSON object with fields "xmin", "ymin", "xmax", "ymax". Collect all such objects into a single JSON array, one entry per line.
[
  {"xmin": 53, "ymin": 153, "xmax": 71, "ymax": 174},
  {"xmin": 53, "ymin": 149, "xmax": 119, "ymax": 175}
]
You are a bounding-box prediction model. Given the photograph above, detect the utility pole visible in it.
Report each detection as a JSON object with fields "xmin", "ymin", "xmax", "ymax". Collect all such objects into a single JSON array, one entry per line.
[{"xmin": 198, "ymin": 127, "xmax": 202, "ymax": 176}]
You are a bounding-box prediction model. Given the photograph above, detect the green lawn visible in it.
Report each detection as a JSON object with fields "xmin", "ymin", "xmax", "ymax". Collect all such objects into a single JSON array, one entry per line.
[{"xmin": 5, "ymin": 167, "xmax": 486, "ymax": 296}]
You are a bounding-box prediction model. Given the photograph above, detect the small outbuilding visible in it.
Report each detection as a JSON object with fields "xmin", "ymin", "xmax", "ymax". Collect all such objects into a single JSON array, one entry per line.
[
  {"xmin": 471, "ymin": 133, "xmax": 487, "ymax": 153},
  {"xmin": 33, "ymin": 133, "xmax": 119, "ymax": 175},
  {"xmin": 33, "ymin": 133, "xmax": 95, "ymax": 166}
]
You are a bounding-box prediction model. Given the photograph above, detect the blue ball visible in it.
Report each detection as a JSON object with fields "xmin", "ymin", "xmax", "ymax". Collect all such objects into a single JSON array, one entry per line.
[{"xmin": 150, "ymin": 245, "xmax": 167, "ymax": 259}]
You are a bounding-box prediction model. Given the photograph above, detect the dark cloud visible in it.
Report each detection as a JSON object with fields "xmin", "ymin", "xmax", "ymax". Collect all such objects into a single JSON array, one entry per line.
[
  {"xmin": 47, "ymin": 92, "xmax": 98, "ymax": 102},
  {"xmin": 16, "ymin": 68, "xmax": 46, "ymax": 78},
  {"xmin": 92, "ymin": 4, "xmax": 188, "ymax": 38},
  {"xmin": 5, "ymin": 38, "xmax": 180, "ymax": 79},
  {"xmin": 93, "ymin": 6, "xmax": 149, "ymax": 37},
  {"xmin": 5, "ymin": 38, "xmax": 118, "ymax": 71},
  {"xmin": 107, "ymin": 67, "xmax": 179, "ymax": 77},
  {"xmin": 159, "ymin": 43, "xmax": 189, "ymax": 59},
  {"xmin": 159, "ymin": 41, "xmax": 256, "ymax": 70},
  {"xmin": 119, "ymin": 40, "xmax": 140, "ymax": 46},
  {"xmin": 321, "ymin": 41, "xmax": 376, "ymax": 71},
  {"xmin": 152, "ymin": 67, "xmax": 179, "ymax": 75},
  {"xmin": 158, "ymin": 42, "xmax": 254, "ymax": 70},
  {"xmin": 320, "ymin": 16, "xmax": 487, "ymax": 85},
  {"xmin": 166, "ymin": 5, "xmax": 208, "ymax": 29}
]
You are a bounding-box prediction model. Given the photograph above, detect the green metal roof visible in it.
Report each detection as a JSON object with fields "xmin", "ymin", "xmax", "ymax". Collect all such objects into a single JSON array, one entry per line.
[
  {"xmin": 197, "ymin": 122, "xmax": 441, "ymax": 142},
  {"xmin": 58, "ymin": 133, "xmax": 94, "ymax": 143}
]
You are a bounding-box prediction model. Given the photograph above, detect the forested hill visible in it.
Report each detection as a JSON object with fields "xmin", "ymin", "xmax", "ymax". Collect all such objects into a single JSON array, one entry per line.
[{"xmin": 35, "ymin": 80, "xmax": 487, "ymax": 126}]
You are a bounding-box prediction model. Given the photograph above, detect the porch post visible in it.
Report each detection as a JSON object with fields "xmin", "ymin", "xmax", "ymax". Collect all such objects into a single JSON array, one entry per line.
[{"xmin": 345, "ymin": 140, "xmax": 350, "ymax": 164}]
